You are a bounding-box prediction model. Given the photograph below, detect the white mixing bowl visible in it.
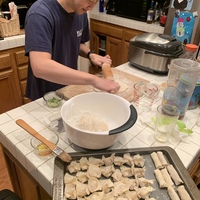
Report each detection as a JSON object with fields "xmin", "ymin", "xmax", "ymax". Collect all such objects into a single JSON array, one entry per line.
[{"xmin": 61, "ymin": 92, "xmax": 137, "ymax": 149}]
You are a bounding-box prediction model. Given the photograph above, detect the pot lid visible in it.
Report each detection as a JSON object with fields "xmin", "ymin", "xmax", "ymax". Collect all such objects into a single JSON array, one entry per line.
[{"xmin": 130, "ymin": 33, "xmax": 183, "ymax": 56}]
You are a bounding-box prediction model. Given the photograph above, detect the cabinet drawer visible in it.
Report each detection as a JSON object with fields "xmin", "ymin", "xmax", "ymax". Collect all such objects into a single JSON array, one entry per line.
[
  {"xmin": 91, "ymin": 20, "xmax": 123, "ymax": 39},
  {"xmin": 18, "ymin": 66, "xmax": 28, "ymax": 80},
  {"xmin": 0, "ymin": 53, "xmax": 12, "ymax": 70},
  {"xmin": 15, "ymin": 50, "xmax": 28, "ymax": 66}
]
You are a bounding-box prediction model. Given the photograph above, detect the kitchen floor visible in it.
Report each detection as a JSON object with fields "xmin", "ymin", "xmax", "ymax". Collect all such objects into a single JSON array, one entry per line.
[{"xmin": 0, "ymin": 145, "xmax": 13, "ymax": 191}]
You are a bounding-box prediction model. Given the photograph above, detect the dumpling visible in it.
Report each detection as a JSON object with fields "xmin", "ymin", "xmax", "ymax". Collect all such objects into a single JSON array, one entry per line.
[
  {"xmin": 102, "ymin": 191, "xmax": 115, "ymax": 200},
  {"xmin": 157, "ymin": 151, "xmax": 168, "ymax": 167},
  {"xmin": 88, "ymin": 157, "xmax": 104, "ymax": 166},
  {"xmin": 167, "ymin": 185, "xmax": 180, "ymax": 200},
  {"xmin": 102, "ymin": 153, "xmax": 115, "ymax": 166},
  {"xmin": 86, "ymin": 191, "xmax": 104, "ymax": 200},
  {"xmin": 65, "ymin": 183, "xmax": 76, "ymax": 199},
  {"xmin": 154, "ymin": 168, "xmax": 168, "ymax": 188},
  {"xmin": 177, "ymin": 185, "xmax": 192, "ymax": 200},
  {"xmin": 120, "ymin": 166, "xmax": 133, "ymax": 177},
  {"xmin": 132, "ymin": 166, "xmax": 146, "ymax": 178},
  {"xmin": 76, "ymin": 181, "xmax": 90, "ymax": 197},
  {"xmin": 113, "ymin": 155, "xmax": 124, "ymax": 166},
  {"xmin": 112, "ymin": 169, "xmax": 123, "ymax": 182},
  {"xmin": 133, "ymin": 154, "xmax": 145, "ymax": 167},
  {"xmin": 113, "ymin": 181, "xmax": 129, "ymax": 196},
  {"xmin": 123, "ymin": 153, "xmax": 133, "ymax": 166},
  {"xmin": 120, "ymin": 177, "xmax": 137, "ymax": 191},
  {"xmin": 167, "ymin": 165, "xmax": 183, "ymax": 186},
  {"xmin": 67, "ymin": 160, "xmax": 81, "ymax": 173},
  {"xmin": 137, "ymin": 177, "xmax": 154, "ymax": 187},
  {"xmin": 161, "ymin": 167, "xmax": 174, "ymax": 187},
  {"xmin": 79, "ymin": 157, "xmax": 89, "ymax": 171},
  {"xmin": 115, "ymin": 194, "xmax": 130, "ymax": 200},
  {"xmin": 76, "ymin": 171, "xmax": 88, "ymax": 183},
  {"xmin": 64, "ymin": 172, "xmax": 77, "ymax": 184},
  {"xmin": 150, "ymin": 152, "xmax": 163, "ymax": 169},
  {"xmin": 99, "ymin": 179, "xmax": 114, "ymax": 193},
  {"xmin": 124, "ymin": 191, "xmax": 138, "ymax": 200},
  {"xmin": 136, "ymin": 186, "xmax": 154, "ymax": 199},
  {"xmin": 87, "ymin": 164, "xmax": 101, "ymax": 178},
  {"xmin": 101, "ymin": 165, "xmax": 115, "ymax": 178},
  {"xmin": 88, "ymin": 177, "xmax": 101, "ymax": 193}
]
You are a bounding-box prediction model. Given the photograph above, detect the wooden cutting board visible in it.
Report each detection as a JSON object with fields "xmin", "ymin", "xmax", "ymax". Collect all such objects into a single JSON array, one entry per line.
[{"xmin": 56, "ymin": 68, "xmax": 148, "ymax": 102}]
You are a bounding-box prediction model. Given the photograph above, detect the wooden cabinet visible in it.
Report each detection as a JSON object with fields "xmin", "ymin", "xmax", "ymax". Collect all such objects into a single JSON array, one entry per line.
[
  {"xmin": 14, "ymin": 47, "xmax": 31, "ymax": 104},
  {"xmin": 0, "ymin": 46, "xmax": 30, "ymax": 114},
  {"xmin": 0, "ymin": 48, "xmax": 22, "ymax": 113},
  {"xmin": 89, "ymin": 19, "xmax": 145, "ymax": 73},
  {"xmin": 1, "ymin": 144, "xmax": 52, "ymax": 200},
  {"xmin": 188, "ymin": 151, "xmax": 200, "ymax": 190}
]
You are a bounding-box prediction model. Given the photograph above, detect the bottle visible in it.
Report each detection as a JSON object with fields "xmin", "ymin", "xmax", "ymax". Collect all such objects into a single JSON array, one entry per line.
[
  {"xmin": 180, "ymin": 44, "xmax": 198, "ymax": 60},
  {"xmin": 147, "ymin": 0, "xmax": 154, "ymax": 24},
  {"xmin": 99, "ymin": 0, "xmax": 104, "ymax": 13},
  {"xmin": 154, "ymin": 1, "xmax": 160, "ymax": 24}
]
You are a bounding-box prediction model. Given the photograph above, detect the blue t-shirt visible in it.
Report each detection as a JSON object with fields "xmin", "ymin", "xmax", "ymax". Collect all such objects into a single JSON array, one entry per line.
[{"xmin": 25, "ymin": 0, "xmax": 90, "ymax": 100}]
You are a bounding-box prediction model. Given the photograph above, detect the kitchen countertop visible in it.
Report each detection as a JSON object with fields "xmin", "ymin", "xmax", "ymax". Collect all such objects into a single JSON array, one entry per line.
[
  {"xmin": 90, "ymin": 10, "xmax": 164, "ymax": 34},
  {"xmin": 0, "ymin": 10, "xmax": 164, "ymax": 51},
  {"xmin": 0, "ymin": 62, "xmax": 200, "ymax": 196}
]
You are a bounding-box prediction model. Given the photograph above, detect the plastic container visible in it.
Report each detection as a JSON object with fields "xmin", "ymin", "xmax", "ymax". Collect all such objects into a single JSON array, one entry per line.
[
  {"xmin": 188, "ymin": 76, "xmax": 200, "ymax": 110},
  {"xmin": 162, "ymin": 58, "xmax": 200, "ymax": 120},
  {"xmin": 181, "ymin": 44, "xmax": 198, "ymax": 60}
]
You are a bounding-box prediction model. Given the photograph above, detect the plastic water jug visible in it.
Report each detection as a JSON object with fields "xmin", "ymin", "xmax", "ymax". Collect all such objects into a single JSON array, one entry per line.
[{"xmin": 162, "ymin": 58, "xmax": 200, "ymax": 120}]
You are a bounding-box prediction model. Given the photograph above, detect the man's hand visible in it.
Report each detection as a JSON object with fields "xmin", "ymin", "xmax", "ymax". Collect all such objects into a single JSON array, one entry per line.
[{"xmin": 89, "ymin": 54, "xmax": 112, "ymax": 67}]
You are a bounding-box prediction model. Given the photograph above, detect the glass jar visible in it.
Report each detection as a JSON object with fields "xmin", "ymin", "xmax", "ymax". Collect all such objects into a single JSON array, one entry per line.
[{"xmin": 181, "ymin": 44, "xmax": 198, "ymax": 60}]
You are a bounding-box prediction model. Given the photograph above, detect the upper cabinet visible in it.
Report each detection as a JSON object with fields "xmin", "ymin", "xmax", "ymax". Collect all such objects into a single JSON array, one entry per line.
[{"xmin": 89, "ymin": 19, "xmax": 145, "ymax": 74}]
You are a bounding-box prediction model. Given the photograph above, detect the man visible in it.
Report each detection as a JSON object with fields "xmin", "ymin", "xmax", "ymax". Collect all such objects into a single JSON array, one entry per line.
[{"xmin": 25, "ymin": 0, "xmax": 120, "ymax": 100}]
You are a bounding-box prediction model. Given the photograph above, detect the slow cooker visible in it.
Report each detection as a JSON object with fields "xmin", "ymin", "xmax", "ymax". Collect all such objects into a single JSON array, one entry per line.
[{"xmin": 128, "ymin": 33, "xmax": 183, "ymax": 74}]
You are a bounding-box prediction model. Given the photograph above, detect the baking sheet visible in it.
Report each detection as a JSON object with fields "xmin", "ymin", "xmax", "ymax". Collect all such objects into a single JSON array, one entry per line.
[{"xmin": 53, "ymin": 146, "xmax": 199, "ymax": 200}]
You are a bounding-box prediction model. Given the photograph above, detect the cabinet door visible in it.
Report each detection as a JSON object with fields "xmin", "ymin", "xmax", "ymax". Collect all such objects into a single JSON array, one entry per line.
[
  {"xmin": 15, "ymin": 47, "xmax": 30, "ymax": 104},
  {"xmin": 106, "ymin": 36, "xmax": 123, "ymax": 67},
  {"xmin": 121, "ymin": 41, "xmax": 130, "ymax": 64},
  {"xmin": 90, "ymin": 32, "xmax": 99, "ymax": 54},
  {"xmin": 0, "ymin": 51, "xmax": 22, "ymax": 113},
  {"xmin": 15, "ymin": 165, "xmax": 40, "ymax": 200}
]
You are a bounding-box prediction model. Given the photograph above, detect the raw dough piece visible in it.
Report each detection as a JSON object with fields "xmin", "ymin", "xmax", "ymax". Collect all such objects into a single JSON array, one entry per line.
[
  {"xmin": 167, "ymin": 165, "xmax": 183, "ymax": 186},
  {"xmin": 157, "ymin": 151, "xmax": 168, "ymax": 167},
  {"xmin": 167, "ymin": 185, "xmax": 180, "ymax": 200},
  {"xmin": 93, "ymin": 80, "xmax": 128, "ymax": 93},
  {"xmin": 154, "ymin": 169, "xmax": 168, "ymax": 188},
  {"xmin": 150, "ymin": 152, "xmax": 163, "ymax": 169},
  {"xmin": 161, "ymin": 167, "xmax": 174, "ymax": 187},
  {"xmin": 177, "ymin": 185, "xmax": 192, "ymax": 200}
]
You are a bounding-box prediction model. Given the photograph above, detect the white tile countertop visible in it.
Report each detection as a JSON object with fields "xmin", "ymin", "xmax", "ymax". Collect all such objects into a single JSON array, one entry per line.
[
  {"xmin": 90, "ymin": 10, "xmax": 164, "ymax": 34},
  {"xmin": 0, "ymin": 62, "xmax": 200, "ymax": 196},
  {"xmin": 0, "ymin": 34, "xmax": 25, "ymax": 51}
]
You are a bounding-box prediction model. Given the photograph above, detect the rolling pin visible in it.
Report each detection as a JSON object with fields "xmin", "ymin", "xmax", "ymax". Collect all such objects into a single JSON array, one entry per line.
[{"xmin": 102, "ymin": 63, "xmax": 114, "ymax": 81}]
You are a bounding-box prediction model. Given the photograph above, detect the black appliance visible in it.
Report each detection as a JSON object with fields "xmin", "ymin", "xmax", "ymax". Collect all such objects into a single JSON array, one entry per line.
[
  {"xmin": 14, "ymin": 0, "xmax": 37, "ymax": 29},
  {"xmin": 106, "ymin": 0, "xmax": 116, "ymax": 15},
  {"xmin": 114, "ymin": 0, "xmax": 151, "ymax": 22}
]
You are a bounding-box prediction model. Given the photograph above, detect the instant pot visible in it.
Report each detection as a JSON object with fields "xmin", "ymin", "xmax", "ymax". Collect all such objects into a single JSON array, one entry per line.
[{"xmin": 128, "ymin": 33, "xmax": 183, "ymax": 74}]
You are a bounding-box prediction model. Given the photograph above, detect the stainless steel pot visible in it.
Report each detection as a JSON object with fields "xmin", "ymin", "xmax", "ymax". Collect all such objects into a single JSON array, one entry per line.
[
  {"xmin": 128, "ymin": 33, "xmax": 183, "ymax": 74},
  {"xmin": 61, "ymin": 92, "xmax": 137, "ymax": 149}
]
